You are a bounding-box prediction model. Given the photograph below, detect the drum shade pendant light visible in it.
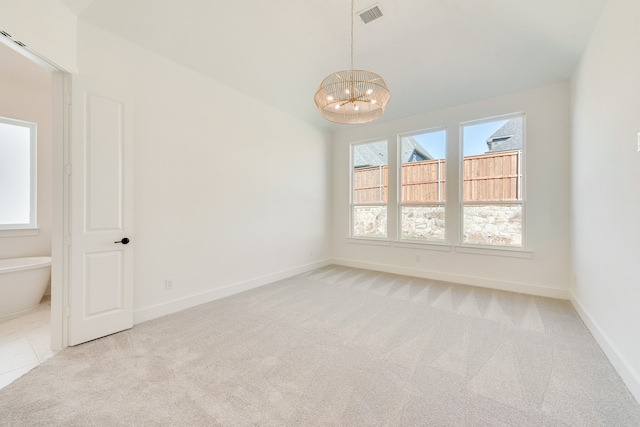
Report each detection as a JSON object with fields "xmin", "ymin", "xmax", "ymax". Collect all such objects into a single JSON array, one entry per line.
[{"xmin": 314, "ymin": 0, "xmax": 391, "ymax": 124}]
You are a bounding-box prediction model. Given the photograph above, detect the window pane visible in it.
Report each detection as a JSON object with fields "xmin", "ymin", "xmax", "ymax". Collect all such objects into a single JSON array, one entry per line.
[
  {"xmin": 353, "ymin": 206, "xmax": 387, "ymax": 238},
  {"xmin": 401, "ymin": 205, "xmax": 445, "ymax": 242},
  {"xmin": 401, "ymin": 130, "xmax": 446, "ymax": 203},
  {"xmin": 463, "ymin": 204, "xmax": 522, "ymax": 247},
  {"xmin": 462, "ymin": 116, "xmax": 522, "ymax": 202},
  {"xmin": 352, "ymin": 141, "xmax": 388, "ymax": 204},
  {"xmin": 399, "ymin": 130, "xmax": 446, "ymax": 243},
  {"xmin": 0, "ymin": 121, "xmax": 33, "ymax": 225},
  {"xmin": 461, "ymin": 115, "xmax": 524, "ymax": 248}
]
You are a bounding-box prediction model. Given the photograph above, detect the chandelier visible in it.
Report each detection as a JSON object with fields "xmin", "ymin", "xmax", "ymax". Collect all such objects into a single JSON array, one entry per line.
[{"xmin": 314, "ymin": 0, "xmax": 391, "ymax": 124}]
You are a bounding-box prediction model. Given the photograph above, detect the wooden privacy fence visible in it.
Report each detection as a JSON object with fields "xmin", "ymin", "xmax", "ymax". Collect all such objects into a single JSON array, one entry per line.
[
  {"xmin": 463, "ymin": 150, "xmax": 521, "ymax": 202},
  {"xmin": 352, "ymin": 164, "xmax": 389, "ymax": 203},
  {"xmin": 402, "ymin": 158, "xmax": 446, "ymax": 203},
  {"xmin": 353, "ymin": 150, "xmax": 521, "ymax": 203}
]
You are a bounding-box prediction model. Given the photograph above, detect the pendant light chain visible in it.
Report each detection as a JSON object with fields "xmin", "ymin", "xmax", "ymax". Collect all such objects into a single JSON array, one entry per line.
[{"xmin": 350, "ymin": 0, "xmax": 354, "ymax": 72}]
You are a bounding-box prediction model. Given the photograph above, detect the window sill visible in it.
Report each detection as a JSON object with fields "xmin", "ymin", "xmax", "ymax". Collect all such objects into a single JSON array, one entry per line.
[
  {"xmin": 393, "ymin": 241, "xmax": 452, "ymax": 252},
  {"xmin": 454, "ymin": 245, "xmax": 532, "ymax": 259},
  {"xmin": 0, "ymin": 228, "xmax": 40, "ymax": 238},
  {"xmin": 346, "ymin": 237, "xmax": 392, "ymax": 247}
]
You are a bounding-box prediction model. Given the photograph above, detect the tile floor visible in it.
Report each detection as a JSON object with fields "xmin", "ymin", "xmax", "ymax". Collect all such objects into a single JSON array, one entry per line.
[{"xmin": 0, "ymin": 297, "xmax": 57, "ymax": 389}]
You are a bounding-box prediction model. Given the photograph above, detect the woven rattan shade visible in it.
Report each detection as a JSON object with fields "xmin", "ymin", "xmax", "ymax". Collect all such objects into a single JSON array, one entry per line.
[
  {"xmin": 314, "ymin": 0, "xmax": 390, "ymax": 125},
  {"xmin": 314, "ymin": 70, "xmax": 391, "ymax": 124}
]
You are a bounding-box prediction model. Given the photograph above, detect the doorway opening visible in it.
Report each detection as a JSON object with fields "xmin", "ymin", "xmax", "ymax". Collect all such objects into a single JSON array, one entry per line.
[{"xmin": 0, "ymin": 31, "xmax": 71, "ymax": 387}]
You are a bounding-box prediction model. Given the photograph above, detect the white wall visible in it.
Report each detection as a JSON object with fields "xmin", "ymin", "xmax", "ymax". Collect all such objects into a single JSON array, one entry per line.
[
  {"xmin": 332, "ymin": 82, "xmax": 572, "ymax": 298},
  {"xmin": 571, "ymin": 0, "xmax": 640, "ymax": 402},
  {"xmin": 0, "ymin": 45, "xmax": 52, "ymax": 261},
  {"xmin": 76, "ymin": 22, "xmax": 331, "ymax": 321},
  {"xmin": 0, "ymin": 0, "xmax": 77, "ymax": 72}
]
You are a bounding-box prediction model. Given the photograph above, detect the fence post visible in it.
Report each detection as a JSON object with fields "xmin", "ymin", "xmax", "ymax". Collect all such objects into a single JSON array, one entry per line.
[
  {"xmin": 516, "ymin": 150, "xmax": 521, "ymax": 200},
  {"xmin": 437, "ymin": 159, "xmax": 442, "ymax": 202},
  {"xmin": 379, "ymin": 165, "xmax": 383, "ymax": 203}
]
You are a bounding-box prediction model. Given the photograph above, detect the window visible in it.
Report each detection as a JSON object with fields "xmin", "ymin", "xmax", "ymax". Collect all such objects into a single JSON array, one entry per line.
[
  {"xmin": 348, "ymin": 113, "xmax": 527, "ymax": 253},
  {"xmin": 0, "ymin": 117, "xmax": 37, "ymax": 230},
  {"xmin": 461, "ymin": 114, "xmax": 524, "ymax": 247},
  {"xmin": 399, "ymin": 129, "xmax": 446, "ymax": 242},
  {"xmin": 351, "ymin": 140, "xmax": 388, "ymax": 238}
]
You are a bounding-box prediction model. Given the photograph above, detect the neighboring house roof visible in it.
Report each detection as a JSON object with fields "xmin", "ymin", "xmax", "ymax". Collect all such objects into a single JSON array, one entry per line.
[
  {"xmin": 486, "ymin": 117, "xmax": 523, "ymax": 152},
  {"xmin": 353, "ymin": 137, "xmax": 433, "ymax": 168},
  {"xmin": 353, "ymin": 141, "xmax": 388, "ymax": 167},
  {"xmin": 401, "ymin": 137, "xmax": 434, "ymax": 163}
]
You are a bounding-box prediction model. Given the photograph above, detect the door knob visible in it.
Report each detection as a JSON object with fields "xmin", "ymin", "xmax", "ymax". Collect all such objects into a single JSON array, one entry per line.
[{"xmin": 114, "ymin": 238, "xmax": 130, "ymax": 245}]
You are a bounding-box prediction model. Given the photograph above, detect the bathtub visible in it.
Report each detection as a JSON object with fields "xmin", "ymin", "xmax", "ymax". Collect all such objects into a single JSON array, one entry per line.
[{"xmin": 0, "ymin": 257, "xmax": 52, "ymax": 322}]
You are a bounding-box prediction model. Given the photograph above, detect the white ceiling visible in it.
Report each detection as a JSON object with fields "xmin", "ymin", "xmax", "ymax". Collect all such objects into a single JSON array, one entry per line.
[{"xmin": 58, "ymin": 0, "xmax": 609, "ymax": 131}]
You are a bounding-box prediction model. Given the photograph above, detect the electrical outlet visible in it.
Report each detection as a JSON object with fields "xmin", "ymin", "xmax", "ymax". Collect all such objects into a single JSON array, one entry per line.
[
  {"xmin": 309, "ymin": 250, "xmax": 314, "ymax": 257},
  {"xmin": 165, "ymin": 278, "xmax": 174, "ymax": 290},
  {"xmin": 415, "ymin": 255, "xmax": 421, "ymax": 262}
]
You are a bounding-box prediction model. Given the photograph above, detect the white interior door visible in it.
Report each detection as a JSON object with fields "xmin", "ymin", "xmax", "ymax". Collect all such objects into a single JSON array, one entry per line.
[{"xmin": 68, "ymin": 76, "xmax": 134, "ymax": 346}]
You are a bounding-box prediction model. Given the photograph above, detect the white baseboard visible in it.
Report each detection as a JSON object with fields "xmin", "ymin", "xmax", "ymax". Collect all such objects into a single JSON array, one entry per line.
[
  {"xmin": 570, "ymin": 291, "xmax": 640, "ymax": 404},
  {"xmin": 133, "ymin": 259, "xmax": 332, "ymax": 324},
  {"xmin": 331, "ymin": 258, "xmax": 571, "ymax": 300}
]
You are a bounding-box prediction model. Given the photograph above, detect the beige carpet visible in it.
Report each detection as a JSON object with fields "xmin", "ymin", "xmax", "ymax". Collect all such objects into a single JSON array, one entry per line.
[{"xmin": 1, "ymin": 265, "xmax": 639, "ymax": 426}]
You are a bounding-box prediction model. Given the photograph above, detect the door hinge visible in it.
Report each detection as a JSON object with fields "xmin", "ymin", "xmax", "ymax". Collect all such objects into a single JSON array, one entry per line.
[
  {"xmin": 64, "ymin": 92, "xmax": 71, "ymax": 106},
  {"xmin": 64, "ymin": 164, "xmax": 72, "ymax": 175},
  {"xmin": 65, "ymin": 306, "xmax": 71, "ymax": 317},
  {"xmin": 64, "ymin": 235, "xmax": 71, "ymax": 246}
]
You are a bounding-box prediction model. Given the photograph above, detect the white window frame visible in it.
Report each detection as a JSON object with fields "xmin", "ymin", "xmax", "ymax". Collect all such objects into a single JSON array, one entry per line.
[
  {"xmin": 349, "ymin": 138, "xmax": 389, "ymax": 240},
  {"xmin": 397, "ymin": 127, "xmax": 448, "ymax": 245},
  {"xmin": 459, "ymin": 112, "xmax": 526, "ymax": 250},
  {"xmin": 0, "ymin": 116, "xmax": 38, "ymax": 231}
]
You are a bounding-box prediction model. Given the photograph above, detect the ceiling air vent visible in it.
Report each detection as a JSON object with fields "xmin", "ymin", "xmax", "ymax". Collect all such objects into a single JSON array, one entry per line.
[{"xmin": 359, "ymin": 4, "xmax": 383, "ymax": 24}]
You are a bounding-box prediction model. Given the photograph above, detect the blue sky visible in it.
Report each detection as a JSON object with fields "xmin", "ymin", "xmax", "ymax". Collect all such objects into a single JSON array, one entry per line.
[
  {"xmin": 411, "ymin": 130, "xmax": 446, "ymax": 159},
  {"xmin": 408, "ymin": 119, "xmax": 508, "ymax": 160},
  {"xmin": 462, "ymin": 120, "xmax": 509, "ymax": 156}
]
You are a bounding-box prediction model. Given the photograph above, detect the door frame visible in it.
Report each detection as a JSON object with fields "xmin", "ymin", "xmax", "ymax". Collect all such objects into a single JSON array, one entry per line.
[
  {"xmin": 51, "ymin": 71, "xmax": 71, "ymax": 350},
  {"xmin": 0, "ymin": 34, "xmax": 71, "ymax": 349}
]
